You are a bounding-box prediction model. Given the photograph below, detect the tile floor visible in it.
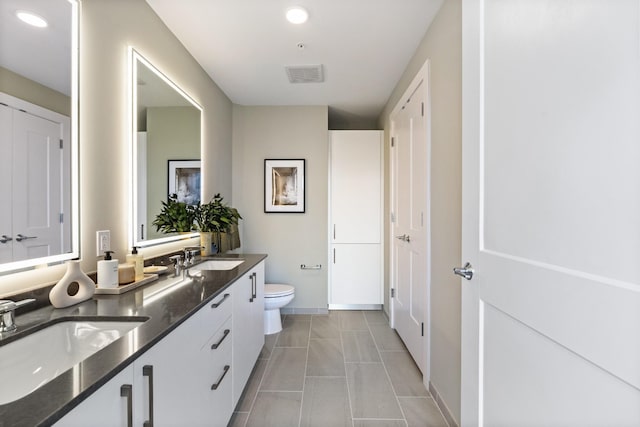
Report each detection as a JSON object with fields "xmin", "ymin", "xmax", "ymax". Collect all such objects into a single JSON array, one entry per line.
[{"xmin": 228, "ymin": 310, "xmax": 449, "ymax": 427}]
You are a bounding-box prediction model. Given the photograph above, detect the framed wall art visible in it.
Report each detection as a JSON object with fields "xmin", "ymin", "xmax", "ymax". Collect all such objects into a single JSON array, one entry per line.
[
  {"xmin": 264, "ymin": 159, "xmax": 305, "ymax": 213},
  {"xmin": 168, "ymin": 159, "xmax": 201, "ymax": 205}
]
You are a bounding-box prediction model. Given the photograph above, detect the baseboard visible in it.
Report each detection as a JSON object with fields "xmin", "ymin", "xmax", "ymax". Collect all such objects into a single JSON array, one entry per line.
[
  {"xmin": 428, "ymin": 381, "xmax": 459, "ymax": 427},
  {"xmin": 280, "ymin": 307, "xmax": 329, "ymax": 315}
]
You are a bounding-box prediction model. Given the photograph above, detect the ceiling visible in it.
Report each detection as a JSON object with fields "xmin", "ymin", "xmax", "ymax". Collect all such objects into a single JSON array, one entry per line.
[
  {"xmin": 145, "ymin": 0, "xmax": 444, "ymax": 127},
  {"xmin": 1, "ymin": 0, "xmax": 443, "ymax": 126},
  {"xmin": 0, "ymin": 0, "xmax": 71, "ymax": 96}
]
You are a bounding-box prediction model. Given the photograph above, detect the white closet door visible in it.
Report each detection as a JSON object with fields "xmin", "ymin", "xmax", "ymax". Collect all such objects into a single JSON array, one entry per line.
[
  {"xmin": 331, "ymin": 244, "xmax": 382, "ymax": 305},
  {"xmin": 0, "ymin": 105, "xmax": 12, "ymax": 263},
  {"xmin": 12, "ymin": 110, "xmax": 63, "ymax": 261},
  {"xmin": 330, "ymin": 131, "xmax": 381, "ymax": 244}
]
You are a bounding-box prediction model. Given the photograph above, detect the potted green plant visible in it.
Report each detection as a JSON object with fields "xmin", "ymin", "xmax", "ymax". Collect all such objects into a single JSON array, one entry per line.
[
  {"xmin": 152, "ymin": 194, "xmax": 197, "ymax": 234},
  {"xmin": 195, "ymin": 193, "xmax": 242, "ymax": 255}
]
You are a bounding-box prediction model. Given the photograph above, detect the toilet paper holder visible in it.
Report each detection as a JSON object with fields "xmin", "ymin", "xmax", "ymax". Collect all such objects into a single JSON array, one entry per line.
[{"xmin": 300, "ymin": 264, "xmax": 322, "ymax": 270}]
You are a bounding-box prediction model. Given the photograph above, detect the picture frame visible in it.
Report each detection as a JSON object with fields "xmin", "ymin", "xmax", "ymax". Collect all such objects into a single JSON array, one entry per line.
[
  {"xmin": 264, "ymin": 159, "xmax": 306, "ymax": 213},
  {"xmin": 168, "ymin": 159, "xmax": 201, "ymax": 205}
]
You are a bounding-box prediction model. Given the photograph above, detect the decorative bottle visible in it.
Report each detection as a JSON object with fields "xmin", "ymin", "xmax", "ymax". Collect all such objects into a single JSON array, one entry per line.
[{"xmin": 49, "ymin": 260, "xmax": 96, "ymax": 308}]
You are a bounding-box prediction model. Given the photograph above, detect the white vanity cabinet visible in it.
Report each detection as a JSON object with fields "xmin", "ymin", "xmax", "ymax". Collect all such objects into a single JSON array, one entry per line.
[
  {"xmin": 54, "ymin": 365, "xmax": 135, "ymax": 426},
  {"xmin": 55, "ymin": 306, "xmax": 197, "ymax": 427},
  {"xmin": 54, "ymin": 260, "xmax": 265, "ymax": 427},
  {"xmin": 232, "ymin": 261, "xmax": 265, "ymax": 406}
]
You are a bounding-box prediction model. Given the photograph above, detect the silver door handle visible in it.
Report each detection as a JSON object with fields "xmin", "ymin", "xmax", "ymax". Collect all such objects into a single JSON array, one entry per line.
[
  {"xmin": 15, "ymin": 234, "xmax": 37, "ymax": 242},
  {"xmin": 453, "ymin": 262, "xmax": 474, "ymax": 280},
  {"xmin": 395, "ymin": 234, "xmax": 411, "ymax": 242},
  {"xmin": 0, "ymin": 235, "xmax": 12, "ymax": 244}
]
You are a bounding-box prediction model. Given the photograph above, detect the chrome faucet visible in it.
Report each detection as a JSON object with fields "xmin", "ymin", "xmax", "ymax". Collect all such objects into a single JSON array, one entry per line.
[
  {"xmin": 168, "ymin": 247, "xmax": 202, "ymax": 277},
  {"xmin": 182, "ymin": 246, "xmax": 201, "ymax": 268},
  {"xmin": 0, "ymin": 298, "xmax": 35, "ymax": 333},
  {"xmin": 169, "ymin": 255, "xmax": 185, "ymax": 276}
]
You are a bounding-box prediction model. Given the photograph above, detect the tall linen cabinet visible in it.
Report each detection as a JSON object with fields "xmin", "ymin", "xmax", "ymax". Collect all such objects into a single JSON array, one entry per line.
[{"xmin": 329, "ymin": 130, "xmax": 383, "ymax": 308}]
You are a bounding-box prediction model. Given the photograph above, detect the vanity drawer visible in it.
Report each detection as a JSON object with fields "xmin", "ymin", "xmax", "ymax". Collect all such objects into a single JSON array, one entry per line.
[
  {"xmin": 188, "ymin": 289, "xmax": 233, "ymax": 347},
  {"xmin": 200, "ymin": 317, "xmax": 233, "ymax": 425}
]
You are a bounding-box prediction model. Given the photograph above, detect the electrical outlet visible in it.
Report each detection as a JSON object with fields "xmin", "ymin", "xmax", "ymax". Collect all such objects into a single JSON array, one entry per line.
[{"xmin": 96, "ymin": 230, "xmax": 111, "ymax": 257}]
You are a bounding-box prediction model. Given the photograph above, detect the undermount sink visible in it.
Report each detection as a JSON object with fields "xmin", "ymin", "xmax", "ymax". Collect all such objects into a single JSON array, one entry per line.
[
  {"xmin": 190, "ymin": 259, "xmax": 245, "ymax": 271},
  {"xmin": 0, "ymin": 318, "xmax": 146, "ymax": 405}
]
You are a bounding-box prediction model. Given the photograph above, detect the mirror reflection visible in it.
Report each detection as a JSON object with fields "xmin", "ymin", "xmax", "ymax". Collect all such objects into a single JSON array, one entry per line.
[
  {"xmin": 131, "ymin": 49, "xmax": 202, "ymax": 247},
  {"xmin": 0, "ymin": 0, "xmax": 78, "ymax": 273}
]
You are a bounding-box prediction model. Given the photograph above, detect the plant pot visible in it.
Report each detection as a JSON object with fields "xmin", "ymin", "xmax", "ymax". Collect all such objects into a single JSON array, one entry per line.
[{"xmin": 200, "ymin": 232, "xmax": 215, "ymax": 256}]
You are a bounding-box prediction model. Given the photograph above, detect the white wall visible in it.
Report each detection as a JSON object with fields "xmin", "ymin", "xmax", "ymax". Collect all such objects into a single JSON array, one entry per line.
[
  {"xmin": 0, "ymin": 0, "xmax": 232, "ymax": 296},
  {"xmin": 232, "ymin": 105, "xmax": 329, "ymax": 312},
  {"xmin": 378, "ymin": 0, "xmax": 462, "ymax": 423}
]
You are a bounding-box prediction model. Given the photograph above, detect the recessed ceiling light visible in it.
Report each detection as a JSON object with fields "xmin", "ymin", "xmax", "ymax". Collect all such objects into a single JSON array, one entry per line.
[
  {"xmin": 16, "ymin": 10, "xmax": 48, "ymax": 28},
  {"xmin": 286, "ymin": 7, "xmax": 309, "ymax": 24}
]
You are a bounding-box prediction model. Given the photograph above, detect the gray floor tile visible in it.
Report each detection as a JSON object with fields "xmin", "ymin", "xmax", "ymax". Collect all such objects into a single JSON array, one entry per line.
[
  {"xmin": 276, "ymin": 317, "xmax": 311, "ymax": 347},
  {"xmin": 381, "ymin": 352, "xmax": 428, "ymax": 397},
  {"xmin": 310, "ymin": 314, "xmax": 341, "ymax": 338},
  {"xmin": 398, "ymin": 397, "xmax": 448, "ymax": 427},
  {"xmin": 228, "ymin": 411, "xmax": 248, "ymax": 427},
  {"xmin": 261, "ymin": 347, "xmax": 307, "ymax": 391},
  {"xmin": 346, "ymin": 363, "xmax": 403, "ymax": 419},
  {"xmin": 236, "ymin": 358, "xmax": 268, "ymax": 411},
  {"xmin": 284, "ymin": 314, "xmax": 313, "ymax": 322},
  {"xmin": 364, "ymin": 310, "xmax": 388, "ymax": 325},
  {"xmin": 260, "ymin": 332, "xmax": 278, "ymax": 359},
  {"xmin": 338, "ymin": 310, "xmax": 369, "ymax": 330},
  {"xmin": 306, "ymin": 338, "xmax": 345, "ymax": 376},
  {"xmin": 301, "ymin": 377, "xmax": 352, "ymax": 427},
  {"xmin": 353, "ymin": 420, "xmax": 407, "ymax": 427},
  {"xmin": 245, "ymin": 391, "xmax": 302, "ymax": 427},
  {"xmin": 369, "ymin": 323, "xmax": 406, "ymax": 351},
  {"xmin": 342, "ymin": 330, "xmax": 381, "ymax": 363}
]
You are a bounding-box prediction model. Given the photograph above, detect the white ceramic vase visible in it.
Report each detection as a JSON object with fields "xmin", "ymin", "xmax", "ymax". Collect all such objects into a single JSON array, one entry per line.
[{"xmin": 49, "ymin": 260, "xmax": 96, "ymax": 308}]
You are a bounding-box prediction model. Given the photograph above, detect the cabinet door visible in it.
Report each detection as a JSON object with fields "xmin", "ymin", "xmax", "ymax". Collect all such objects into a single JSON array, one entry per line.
[
  {"xmin": 133, "ymin": 318, "xmax": 200, "ymax": 426},
  {"xmin": 54, "ymin": 366, "xmax": 134, "ymax": 427},
  {"xmin": 330, "ymin": 244, "xmax": 382, "ymax": 305},
  {"xmin": 232, "ymin": 261, "xmax": 265, "ymax": 406},
  {"xmin": 330, "ymin": 131, "xmax": 382, "ymax": 243}
]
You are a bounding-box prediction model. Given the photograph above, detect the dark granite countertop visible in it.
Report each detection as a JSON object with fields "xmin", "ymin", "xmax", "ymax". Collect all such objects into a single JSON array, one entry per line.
[{"xmin": 0, "ymin": 253, "xmax": 267, "ymax": 427}]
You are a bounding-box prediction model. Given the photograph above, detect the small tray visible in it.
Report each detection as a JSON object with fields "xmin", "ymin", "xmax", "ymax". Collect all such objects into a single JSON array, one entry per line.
[
  {"xmin": 144, "ymin": 265, "xmax": 169, "ymax": 275},
  {"xmin": 95, "ymin": 274, "xmax": 159, "ymax": 295}
]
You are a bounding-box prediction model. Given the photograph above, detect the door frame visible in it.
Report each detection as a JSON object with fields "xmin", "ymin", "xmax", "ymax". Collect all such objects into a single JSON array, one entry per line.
[{"xmin": 389, "ymin": 59, "xmax": 432, "ymax": 383}]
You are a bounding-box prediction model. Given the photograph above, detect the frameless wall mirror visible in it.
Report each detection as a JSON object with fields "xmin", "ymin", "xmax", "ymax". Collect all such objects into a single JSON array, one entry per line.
[
  {"xmin": 130, "ymin": 48, "xmax": 202, "ymax": 247},
  {"xmin": 0, "ymin": 0, "xmax": 79, "ymax": 274}
]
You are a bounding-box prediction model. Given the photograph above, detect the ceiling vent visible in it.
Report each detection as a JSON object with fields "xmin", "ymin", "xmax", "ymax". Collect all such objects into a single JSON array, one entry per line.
[{"xmin": 285, "ymin": 65, "xmax": 324, "ymax": 83}]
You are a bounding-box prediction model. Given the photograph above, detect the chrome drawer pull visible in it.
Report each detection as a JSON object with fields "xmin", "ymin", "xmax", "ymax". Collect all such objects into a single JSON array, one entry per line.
[
  {"xmin": 211, "ymin": 293, "xmax": 230, "ymax": 308},
  {"xmin": 142, "ymin": 365, "xmax": 154, "ymax": 427},
  {"xmin": 211, "ymin": 329, "xmax": 230, "ymax": 350},
  {"xmin": 120, "ymin": 384, "xmax": 133, "ymax": 427},
  {"xmin": 211, "ymin": 365, "xmax": 230, "ymax": 390}
]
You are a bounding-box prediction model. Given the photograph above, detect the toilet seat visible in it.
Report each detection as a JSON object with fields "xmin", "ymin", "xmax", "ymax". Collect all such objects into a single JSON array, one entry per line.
[{"xmin": 265, "ymin": 284, "xmax": 294, "ymax": 298}]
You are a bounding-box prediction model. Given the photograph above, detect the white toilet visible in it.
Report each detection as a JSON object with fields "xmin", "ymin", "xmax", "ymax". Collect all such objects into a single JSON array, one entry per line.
[{"xmin": 263, "ymin": 284, "xmax": 295, "ymax": 335}]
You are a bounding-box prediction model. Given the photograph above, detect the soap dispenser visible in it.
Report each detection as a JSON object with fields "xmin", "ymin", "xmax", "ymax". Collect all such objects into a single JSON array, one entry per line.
[
  {"xmin": 126, "ymin": 246, "xmax": 144, "ymax": 281},
  {"xmin": 97, "ymin": 251, "xmax": 119, "ymax": 288}
]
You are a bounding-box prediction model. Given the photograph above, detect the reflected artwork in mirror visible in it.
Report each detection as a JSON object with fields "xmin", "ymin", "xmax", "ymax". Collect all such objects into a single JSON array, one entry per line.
[
  {"xmin": 0, "ymin": 0, "xmax": 79, "ymax": 274},
  {"xmin": 130, "ymin": 48, "xmax": 202, "ymax": 247}
]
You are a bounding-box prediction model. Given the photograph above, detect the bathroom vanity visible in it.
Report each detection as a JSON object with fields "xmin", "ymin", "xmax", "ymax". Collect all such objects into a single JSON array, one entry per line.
[{"xmin": 0, "ymin": 254, "xmax": 266, "ymax": 427}]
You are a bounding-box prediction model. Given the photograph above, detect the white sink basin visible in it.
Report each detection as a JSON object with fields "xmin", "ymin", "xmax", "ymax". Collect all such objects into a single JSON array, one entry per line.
[
  {"xmin": 190, "ymin": 259, "xmax": 245, "ymax": 271},
  {"xmin": 0, "ymin": 319, "xmax": 144, "ymax": 404}
]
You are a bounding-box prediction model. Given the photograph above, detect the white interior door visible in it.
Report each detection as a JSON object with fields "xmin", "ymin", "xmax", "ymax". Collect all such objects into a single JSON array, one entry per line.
[
  {"xmin": 137, "ymin": 131, "xmax": 148, "ymax": 241},
  {"xmin": 391, "ymin": 63, "xmax": 430, "ymax": 374},
  {"xmin": 461, "ymin": 1, "xmax": 640, "ymax": 425},
  {"xmin": 12, "ymin": 109, "xmax": 63, "ymax": 261},
  {"xmin": 0, "ymin": 104, "xmax": 12, "ymax": 263}
]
